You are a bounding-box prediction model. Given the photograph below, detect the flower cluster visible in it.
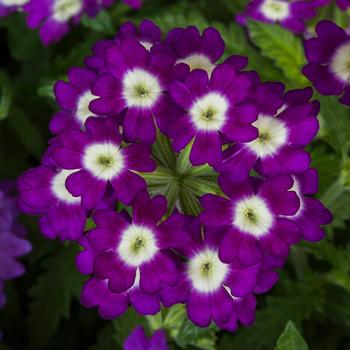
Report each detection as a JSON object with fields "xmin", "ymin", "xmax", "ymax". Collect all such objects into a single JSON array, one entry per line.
[
  {"xmin": 0, "ymin": 181, "xmax": 31, "ymax": 309},
  {"xmin": 237, "ymin": 0, "xmax": 349, "ymax": 34},
  {"xmin": 0, "ymin": 0, "xmax": 142, "ymax": 45},
  {"xmin": 18, "ymin": 20, "xmax": 332, "ymax": 331},
  {"xmin": 303, "ymin": 20, "xmax": 350, "ymax": 107}
]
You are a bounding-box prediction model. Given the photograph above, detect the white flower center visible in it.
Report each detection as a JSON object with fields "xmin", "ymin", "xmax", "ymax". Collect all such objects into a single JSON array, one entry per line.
[
  {"xmin": 1, "ymin": 0, "xmax": 29, "ymax": 6},
  {"xmin": 247, "ymin": 115, "xmax": 288, "ymax": 158},
  {"xmin": 140, "ymin": 41, "xmax": 153, "ymax": 51},
  {"xmin": 188, "ymin": 248, "xmax": 228, "ymax": 293},
  {"xmin": 122, "ymin": 68, "xmax": 162, "ymax": 108},
  {"xmin": 76, "ymin": 91, "xmax": 97, "ymax": 126},
  {"xmin": 52, "ymin": 0, "xmax": 82, "ymax": 22},
  {"xmin": 83, "ymin": 142, "xmax": 124, "ymax": 180},
  {"xmin": 189, "ymin": 92, "xmax": 228, "ymax": 131},
  {"xmin": 289, "ymin": 176, "xmax": 304, "ymax": 218},
  {"xmin": 117, "ymin": 225, "xmax": 158, "ymax": 267},
  {"xmin": 233, "ymin": 195, "xmax": 274, "ymax": 237},
  {"xmin": 260, "ymin": 0, "xmax": 290, "ymax": 21},
  {"xmin": 330, "ymin": 42, "xmax": 350, "ymax": 84},
  {"xmin": 51, "ymin": 170, "xmax": 80, "ymax": 204},
  {"xmin": 177, "ymin": 53, "xmax": 216, "ymax": 75}
]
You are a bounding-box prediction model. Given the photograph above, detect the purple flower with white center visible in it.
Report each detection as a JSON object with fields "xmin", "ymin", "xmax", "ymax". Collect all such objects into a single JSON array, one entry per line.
[
  {"xmin": 218, "ymin": 85, "xmax": 319, "ymax": 182},
  {"xmin": 303, "ymin": 20, "xmax": 350, "ymax": 106},
  {"xmin": 156, "ymin": 26, "xmax": 225, "ymax": 77},
  {"xmin": 82, "ymin": 191, "xmax": 190, "ymax": 311},
  {"xmin": 17, "ymin": 165, "xmax": 87, "ymax": 241},
  {"xmin": 124, "ymin": 326, "xmax": 168, "ymax": 350},
  {"xmin": 90, "ymin": 38, "xmax": 177, "ymax": 144},
  {"xmin": 0, "ymin": 182, "xmax": 32, "ymax": 308},
  {"xmin": 236, "ymin": 0, "xmax": 319, "ymax": 34},
  {"xmin": 50, "ymin": 67, "xmax": 101, "ymax": 134},
  {"xmin": 288, "ymin": 168, "xmax": 333, "ymax": 242},
  {"xmin": 78, "ymin": 233, "xmax": 165, "ymax": 317},
  {"xmin": 200, "ymin": 174, "xmax": 301, "ymax": 266},
  {"xmin": 85, "ymin": 20, "xmax": 161, "ymax": 73},
  {"xmin": 24, "ymin": 0, "xmax": 85, "ymax": 45},
  {"xmin": 51, "ymin": 116, "xmax": 155, "ymax": 209},
  {"xmin": 161, "ymin": 218, "xmax": 261, "ymax": 328},
  {"xmin": 167, "ymin": 63, "xmax": 258, "ymax": 166}
]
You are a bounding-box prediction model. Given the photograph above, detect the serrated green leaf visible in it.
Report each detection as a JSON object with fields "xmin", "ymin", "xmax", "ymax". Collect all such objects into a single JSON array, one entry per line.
[
  {"xmin": 275, "ymin": 321, "xmax": 309, "ymax": 350},
  {"xmin": 247, "ymin": 21, "xmax": 307, "ymax": 85},
  {"xmin": 27, "ymin": 245, "xmax": 86, "ymax": 349}
]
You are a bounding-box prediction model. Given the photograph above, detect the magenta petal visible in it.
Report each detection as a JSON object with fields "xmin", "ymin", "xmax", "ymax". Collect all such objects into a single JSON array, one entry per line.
[
  {"xmin": 190, "ymin": 132, "xmax": 222, "ymax": 166},
  {"xmin": 140, "ymin": 262, "xmax": 161, "ymax": 294},
  {"xmin": 211, "ymin": 288, "xmax": 233, "ymax": 324},
  {"xmin": 187, "ymin": 292, "xmax": 212, "ymax": 327},
  {"xmin": 130, "ymin": 288, "xmax": 161, "ymax": 315},
  {"xmin": 108, "ymin": 264, "xmax": 136, "ymax": 293}
]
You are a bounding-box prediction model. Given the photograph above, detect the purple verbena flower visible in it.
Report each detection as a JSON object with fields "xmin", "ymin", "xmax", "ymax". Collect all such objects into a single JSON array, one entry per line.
[
  {"xmin": 17, "ymin": 165, "xmax": 87, "ymax": 240},
  {"xmin": 303, "ymin": 20, "xmax": 350, "ymax": 106},
  {"xmin": 85, "ymin": 20, "xmax": 162, "ymax": 73},
  {"xmin": 156, "ymin": 26, "xmax": 225, "ymax": 77},
  {"xmin": 90, "ymin": 38, "xmax": 177, "ymax": 144},
  {"xmin": 167, "ymin": 63, "xmax": 258, "ymax": 166},
  {"xmin": 78, "ymin": 191, "xmax": 190, "ymax": 316},
  {"xmin": 124, "ymin": 326, "xmax": 168, "ymax": 350},
  {"xmin": 199, "ymin": 174, "xmax": 301, "ymax": 266},
  {"xmin": 161, "ymin": 218, "xmax": 261, "ymax": 328},
  {"xmin": 51, "ymin": 116, "xmax": 156, "ymax": 209},
  {"xmin": 288, "ymin": 168, "xmax": 333, "ymax": 241},
  {"xmin": 50, "ymin": 67, "xmax": 101, "ymax": 134},
  {"xmin": 218, "ymin": 85, "xmax": 319, "ymax": 182},
  {"xmin": 237, "ymin": 0, "xmax": 319, "ymax": 33}
]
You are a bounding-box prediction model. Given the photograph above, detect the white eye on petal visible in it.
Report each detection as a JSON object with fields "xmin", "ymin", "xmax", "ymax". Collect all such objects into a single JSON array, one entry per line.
[
  {"xmin": 189, "ymin": 92, "xmax": 228, "ymax": 131},
  {"xmin": 188, "ymin": 248, "xmax": 228, "ymax": 293},
  {"xmin": 1, "ymin": 0, "xmax": 29, "ymax": 6},
  {"xmin": 52, "ymin": 0, "xmax": 82, "ymax": 22},
  {"xmin": 260, "ymin": 0, "xmax": 290, "ymax": 21},
  {"xmin": 177, "ymin": 53, "xmax": 216, "ymax": 75},
  {"xmin": 118, "ymin": 225, "xmax": 158, "ymax": 267},
  {"xmin": 83, "ymin": 142, "xmax": 124, "ymax": 181},
  {"xmin": 233, "ymin": 195, "xmax": 274, "ymax": 237},
  {"xmin": 51, "ymin": 169, "xmax": 80, "ymax": 204},
  {"xmin": 76, "ymin": 91, "xmax": 98, "ymax": 126},
  {"xmin": 122, "ymin": 68, "xmax": 162, "ymax": 108},
  {"xmin": 247, "ymin": 115, "xmax": 288, "ymax": 158},
  {"xmin": 330, "ymin": 42, "xmax": 350, "ymax": 84}
]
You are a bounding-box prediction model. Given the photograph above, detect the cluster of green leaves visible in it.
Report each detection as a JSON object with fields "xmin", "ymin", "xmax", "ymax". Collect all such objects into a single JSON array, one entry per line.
[{"xmin": 1, "ymin": 0, "xmax": 350, "ymax": 349}]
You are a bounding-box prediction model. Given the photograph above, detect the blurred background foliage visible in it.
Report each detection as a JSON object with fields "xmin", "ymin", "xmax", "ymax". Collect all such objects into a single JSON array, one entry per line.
[{"xmin": 1, "ymin": 0, "xmax": 350, "ymax": 349}]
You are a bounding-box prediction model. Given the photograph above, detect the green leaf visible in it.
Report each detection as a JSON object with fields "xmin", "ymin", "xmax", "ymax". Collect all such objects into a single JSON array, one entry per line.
[
  {"xmin": 27, "ymin": 245, "xmax": 86, "ymax": 349},
  {"xmin": 247, "ymin": 21, "xmax": 307, "ymax": 85},
  {"xmin": 7, "ymin": 108, "xmax": 45, "ymax": 159},
  {"xmin": 0, "ymin": 70, "xmax": 12, "ymax": 120},
  {"xmin": 275, "ymin": 321, "xmax": 309, "ymax": 350},
  {"xmin": 176, "ymin": 320, "xmax": 217, "ymax": 350},
  {"xmin": 316, "ymin": 94, "xmax": 350, "ymax": 160},
  {"xmin": 229, "ymin": 273, "xmax": 325, "ymax": 350},
  {"xmin": 81, "ymin": 11, "xmax": 115, "ymax": 35}
]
